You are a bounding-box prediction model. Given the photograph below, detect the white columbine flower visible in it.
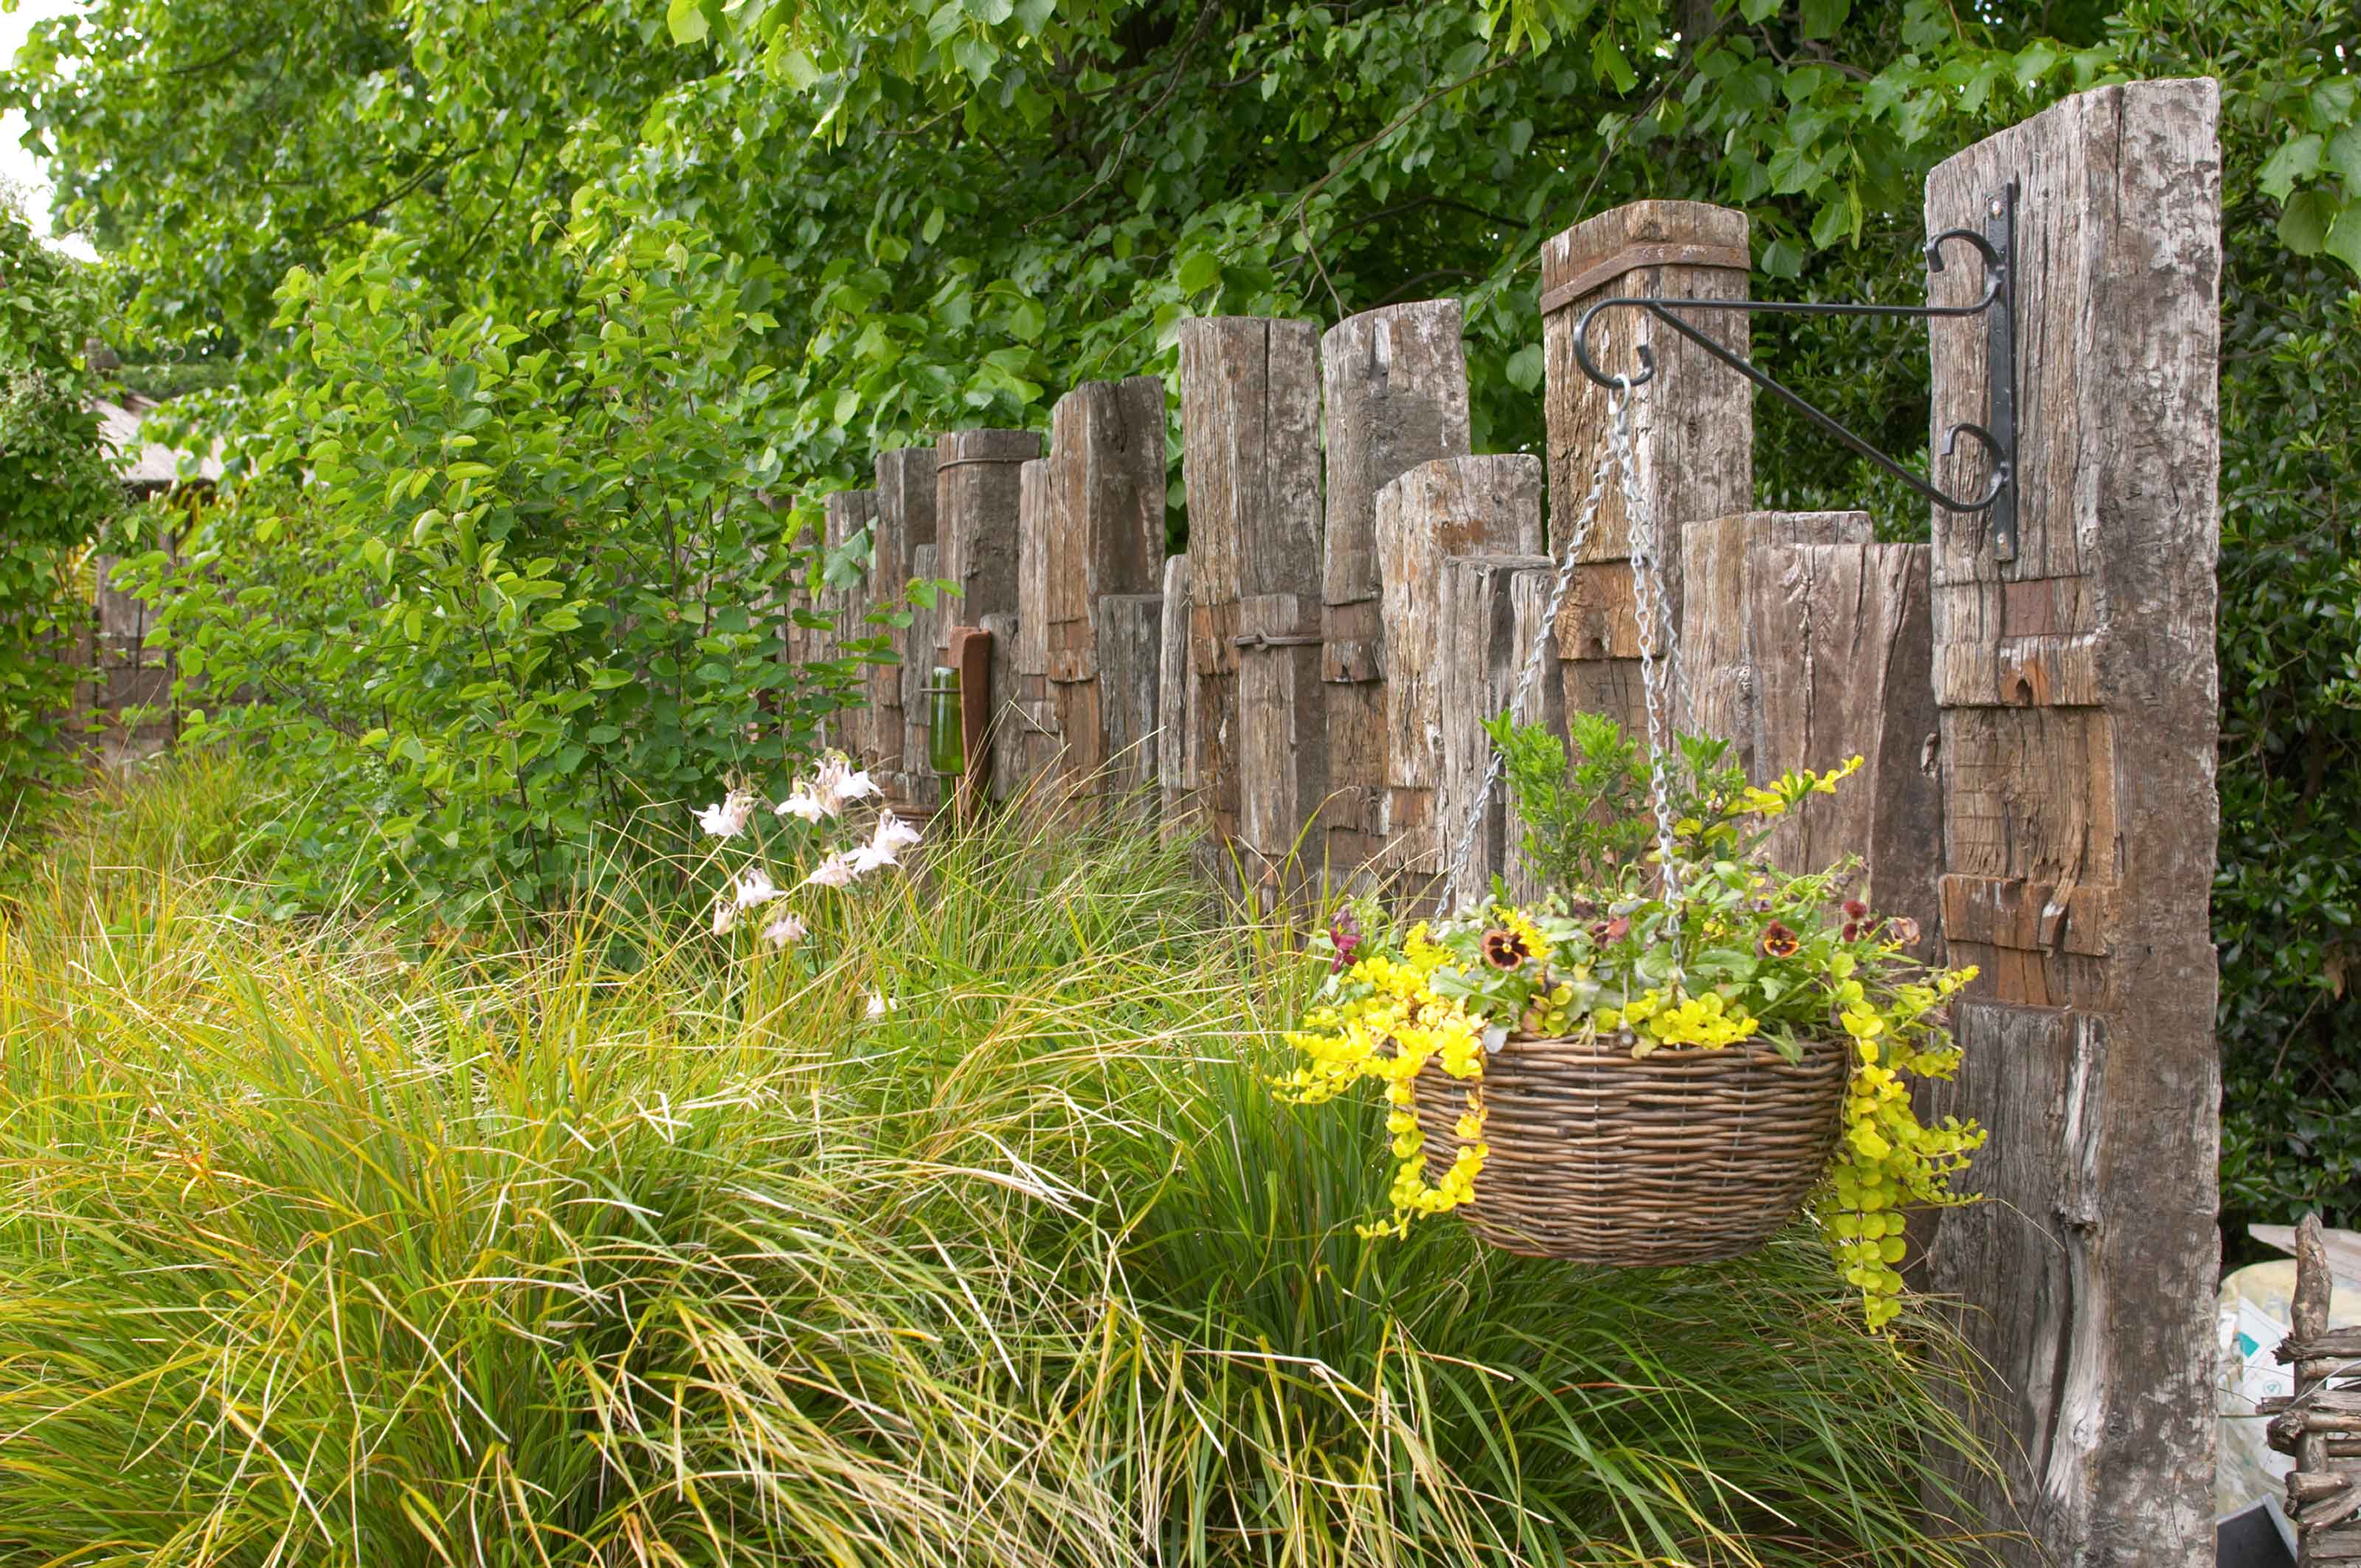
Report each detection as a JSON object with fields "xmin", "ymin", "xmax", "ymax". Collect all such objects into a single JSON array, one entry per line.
[
  {"xmin": 733, "ymin": 867, "xmax": 783, "ymax": 911},
  {"xmin": 865, "ymin": 992, "xmax": 896, "ymax": 1019},
  {"xmin": 695, "ymin": 790, "xmax": 757, "ymax": 840},
  {"xmin": 761, "ymin": 912, "xmax": 807, "ymax": 950},
  {"xmin": 711, "ymin": 899, "xmax": 739, "ymax": 936},
  {"xmin": 803, "ymin": 852, "xmax": 859, "ymax": 889},
  {"xmin": 775, "ymin": 784, "xmax": 833, "ymax": 823},
  {"xmin": 815, "ymin": 753, "xmax": 879, "ymax": 807},
  {"xmin": 848, "ymin": 808, "xmax": 922, "ymax": 874}
]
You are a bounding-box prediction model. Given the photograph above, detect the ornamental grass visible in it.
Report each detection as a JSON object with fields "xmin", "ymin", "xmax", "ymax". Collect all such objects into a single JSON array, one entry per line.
[{"xmin": 0, "ymin": 754, "xmax": 2004, "ymax": 1566}]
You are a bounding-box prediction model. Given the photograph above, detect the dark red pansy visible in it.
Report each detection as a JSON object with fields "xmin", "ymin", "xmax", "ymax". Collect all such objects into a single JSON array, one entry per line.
[
  {"xmin": 1480, "ymin": 927, "xmax": 1532, "ymax": 970},
  {"xmin": 1760, "ymin": 920, "xmax": 1801, "ymax": 959},
  {"xmin": 1842, "ymin": 899, "xmax": 1869, "ymax": 919}
]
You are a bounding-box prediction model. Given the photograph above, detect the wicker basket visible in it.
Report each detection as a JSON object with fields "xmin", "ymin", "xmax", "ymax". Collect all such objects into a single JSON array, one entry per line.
[{"xmin": 1411, "ymin": 1030, "xmax": 1850, "ymax": 1266}]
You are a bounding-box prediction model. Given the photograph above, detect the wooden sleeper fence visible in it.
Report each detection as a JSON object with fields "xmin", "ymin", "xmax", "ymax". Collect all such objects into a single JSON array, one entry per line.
[{"xmin": 808, "ymin": 83, "xmax": 2222, "ymax": 1568}]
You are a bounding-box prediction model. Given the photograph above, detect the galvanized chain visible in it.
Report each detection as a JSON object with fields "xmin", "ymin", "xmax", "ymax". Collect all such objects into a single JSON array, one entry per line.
[
  {"xmin": 1436, "ymin": 384, "xmax": 1628, "ymax": 916},
  {"xmin": 1436, "ymin": 380, "xmax": 1688, "ymax": 916},
  {"xmin": 1617, "ymin": 396, "xmax": 1685, "ymax": 906}
]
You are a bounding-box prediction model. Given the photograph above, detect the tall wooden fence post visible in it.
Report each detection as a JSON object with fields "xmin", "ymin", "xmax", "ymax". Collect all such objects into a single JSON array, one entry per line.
[
  {"xmin": 1541, "ymin": 202, "xmax": 1752, "ymax": 741},
  {"xmin": 874, "ymin": 446, "xmax": 938, "ymax": 800},
  {"xmin": 1320, "ymin": 302, "xmax": 1471, "ymax": 883},
  {"xmin": 1376, "ymin": 455, "xmax": 1544, "ymax": 894},
  {"xmin": 935, "ymin": 428, "xmax": 1041, "ymax": 801},
  {"xmin": 1005, "ymin": 455, "xmax": 1057, "ymax": 794},
  {"xmin": 1681, "ymin": 511, "xmax": 1870, "ymax": 774},
  {"xmin": 1046, "ymin": 376, "xmax": 1166, "ymax": 800},
  {"xmin": 1158, "ymin": 552, "xmax": 1195, "ymax": 829},
  {"xmin": 1676, "ymin": 509, "xmax": 1945, "ymax": 959},
  {"xmin": 1434, "ymin": 555, "xmax": 1555, "ymax": 906},
  {"xmin": 822, "ymin": 488, "xmax": 878, "ymax": 761},
  {"xmin": 1917, "ymin": 80, "xmax": 2222, "ymax": 1566},
  {"xmin": 1178, "ymin": 318, "xmax": 1324, "ymax": 901}
]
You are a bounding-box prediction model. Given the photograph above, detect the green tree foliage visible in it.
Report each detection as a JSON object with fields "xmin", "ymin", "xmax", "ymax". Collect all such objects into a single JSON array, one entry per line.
[
  {"xmin": 7, "ymin": 0, "xmax": 2359, "ymax": 1223},
  {"xmin": 0, "ymin": 197, "xmax": 117, "ymax": 815},
  {"xmin": 122, "ymin": 218, "xmax": 873, "ymax": 921}
]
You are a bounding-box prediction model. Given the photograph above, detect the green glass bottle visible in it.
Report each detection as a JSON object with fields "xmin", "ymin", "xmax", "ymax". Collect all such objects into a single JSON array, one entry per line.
[{"xmin": 924, "ymin": 666, "xmax": 964, "ymax": 778}]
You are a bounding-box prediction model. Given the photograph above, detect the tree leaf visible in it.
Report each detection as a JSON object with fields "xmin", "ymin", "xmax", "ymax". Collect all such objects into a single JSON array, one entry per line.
[
  {"xmin": 2279, "ymin": 190, "xmax": 2333, "ymax": 257},
  {"xmin": 1176, "ymin": 250, "xmax": 1223, "ymax": 297},
  {"xmin": 1506, "ymin": 343, "xmax": 1544, "ymax": 393},
  {"xmin": 2326, "ymin": 199, "xmax": 2361, "ymax": 277},
  {"xmin": 2259, "ymin": 133, "xmax": 2323, "ymax": 201},
  {"xmin": 666, "ymin": 0, "xmax": 710, "ymax": 44},
  {"xmin": 1800, "ymin": 0, "xmax": 1850, "ymax": 41}
]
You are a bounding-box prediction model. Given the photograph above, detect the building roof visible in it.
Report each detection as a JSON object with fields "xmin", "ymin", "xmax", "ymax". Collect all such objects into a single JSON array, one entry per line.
[{"xmin": 93, "ymin": 394, "xmax": 224, "ymax": 490}]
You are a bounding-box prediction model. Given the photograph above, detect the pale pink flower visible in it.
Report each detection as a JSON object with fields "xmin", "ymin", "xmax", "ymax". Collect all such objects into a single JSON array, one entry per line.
[
  {"xmin": 711, "ymin": 899, "xmax": 740, "ymax": 936},
  {"xmin": 865, "ymin": 992, "xmax": 896, "ymax": 1019},
  {"xmin": 733, "ymin": 867, "xmax": 783, "ymax": 911},
  {"xmin": 761, "ymin": 912, "xmax": 808, "ymax": 950},
  {"xmin": 695, "ymin": 790, "xmax": 757, "ymax": 840},
  {"xmin": 803, "ymin": 852, "xmax": 859, "ymax": 889}
]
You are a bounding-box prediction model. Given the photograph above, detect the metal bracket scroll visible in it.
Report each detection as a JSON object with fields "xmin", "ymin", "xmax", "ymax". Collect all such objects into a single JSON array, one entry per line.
[{"xmin": 1570, "ymin": 182, "xmax": 2019, "ymax": 562}]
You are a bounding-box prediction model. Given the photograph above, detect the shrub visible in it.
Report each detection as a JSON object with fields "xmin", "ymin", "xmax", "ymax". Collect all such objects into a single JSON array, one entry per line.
[
  {"xmin": 0, "ymin": 196, "xmax": 117, "ymax": 817},
  {"xmin": 0, "ymin": 760, "xmax": 2001, "ymax": 1566},
  {"xmin": 125, "ymin": 218, "xmax": 887, "ymax": 927}
]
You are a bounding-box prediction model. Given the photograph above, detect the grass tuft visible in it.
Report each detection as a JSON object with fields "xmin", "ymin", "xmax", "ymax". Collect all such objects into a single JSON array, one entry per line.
[{"xmin": 0, "ymin": 756, "xmax": 2003, "ymax": 1565}]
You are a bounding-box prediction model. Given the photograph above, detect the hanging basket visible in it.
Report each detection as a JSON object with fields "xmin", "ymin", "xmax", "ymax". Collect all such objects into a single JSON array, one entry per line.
[{"xmin": 1413, "ymin": 1030, "xmax": 1850, "ymax": 1267}]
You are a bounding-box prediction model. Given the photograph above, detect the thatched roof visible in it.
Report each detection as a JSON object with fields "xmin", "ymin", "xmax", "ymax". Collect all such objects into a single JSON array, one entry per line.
[{"xmin": 94, "ymin": 394, "xmax": 223, "ymax": 491}]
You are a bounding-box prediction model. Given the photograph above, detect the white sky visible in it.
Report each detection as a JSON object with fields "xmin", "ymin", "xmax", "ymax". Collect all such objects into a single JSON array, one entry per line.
[{"xmin": 1, "ymin": 0, "xmax": 94, "ymax": 258}]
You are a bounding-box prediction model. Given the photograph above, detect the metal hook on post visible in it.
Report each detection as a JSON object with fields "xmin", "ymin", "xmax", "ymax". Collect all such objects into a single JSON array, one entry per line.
[{"xmin": 1569, "ymin": 182, "xmax": 2021, "ymax": 562}]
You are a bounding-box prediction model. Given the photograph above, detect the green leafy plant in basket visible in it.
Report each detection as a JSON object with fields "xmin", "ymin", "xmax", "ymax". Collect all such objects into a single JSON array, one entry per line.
[{"xmin": 1279, "ymin": 712, "xmax": 1986, "ymax": 1328}]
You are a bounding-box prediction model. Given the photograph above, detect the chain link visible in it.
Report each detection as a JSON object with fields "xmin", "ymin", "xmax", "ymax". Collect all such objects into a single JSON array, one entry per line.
[
  {"xmin": 1617, "ymin": 394, "xmax": 1685, "ymax": 906},
  {"xmin": 1435, "ymin": 381, "xmax": 1686, "ymax": 916},
  {"xmin": 1439, "ymin": 386, "xmax": 1615, "ymax": 913}
]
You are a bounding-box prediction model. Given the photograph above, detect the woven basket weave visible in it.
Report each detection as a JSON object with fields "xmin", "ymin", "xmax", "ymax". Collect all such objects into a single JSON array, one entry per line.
[{"xmin": 1412, "ymin": 1030, "xmax": 1850, "ymax": 1266}]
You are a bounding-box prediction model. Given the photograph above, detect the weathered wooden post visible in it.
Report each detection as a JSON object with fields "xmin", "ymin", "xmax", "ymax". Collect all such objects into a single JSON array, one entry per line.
[
  {"xmin": 1158, "ymin": 552, "xmax": 1195, "ymax": 827},
  {"xmin": 876, "ymin": 445, "xmax": 938, "ymax": 806},
  {"xmin": 1681, "ymin": 511, "xmax": 1870, "ymax": 773},
  {"xmin": 935, "ymin": 428, "xmax": 1040, "ymax": 803},
  {"xmin": 1045, "ymin": 376, "xmax": 1166, "ymax": 800},
  {"xmin": 1434, "ymin": 555, "xmax": 1554, "ymax": 905},
  {"xmin": 821, "ymin": 488, "xmax": 878, "ymax": 760},
  {"xmin": 1005, "ymin": 455, "xmax": 1059, "ymax": 794},
  {"xmin": 902, "ymin": 541, "xmax": 942, "ymax": 807},
  {"xmin": 1916, "ymin": 80, "xmax": 2222, "ymax": 1567},
  {"xmin": 1749, "ymin": 540, "xmax": 1943, "ymax": 952},
  {"xmin": 1178, "ymin": 318, "xmax": 1324, "ymax": 898},
  {"xmin": 1320, "ymin": 302, "xmax": 1471, "ymax": 880},
  {"xmin": 1541, "ymin": 201, "xmax": 1752, "ymax": 739},
  {"xmin": 1678, "ymin": 511, "xmax": 1946, "ymax": 959},
  {"xmin": 1376, "ymin": 455, "xmax": 1544, "ymax": 891}
]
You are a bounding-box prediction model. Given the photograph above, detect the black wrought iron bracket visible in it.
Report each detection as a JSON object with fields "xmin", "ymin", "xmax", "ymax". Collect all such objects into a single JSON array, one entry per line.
[{"xmin": 1572, "ymin": 182, "xmax": 2020, "ymax": 562}]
